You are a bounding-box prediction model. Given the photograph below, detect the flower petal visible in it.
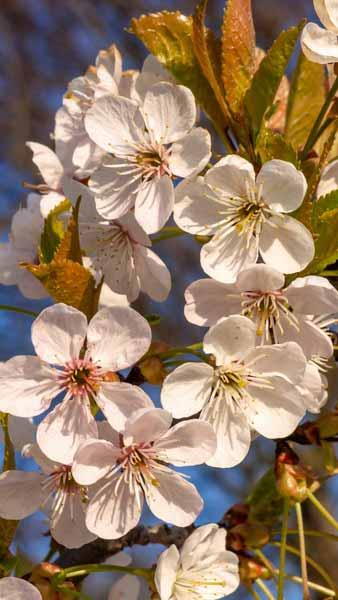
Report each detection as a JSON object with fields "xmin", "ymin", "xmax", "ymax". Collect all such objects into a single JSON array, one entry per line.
[
  {"xmin": 144, "ymin": 467, "xmax": 203, "ymax": 526},
  {"xmin": 169, "ymin": 127, "xmax": 211, "ymax": 178},
  {"xmin": 155, "ymin": 545, "xmax": 180, "ymax": 600},
  {"xmin": 260, "ymin": 216, "xmax": 315, "ymax": 274},
  {"xmin": 31, "ymin": 303, "xmax": 87, "ymax": 365},
  {"xmin": 86, "ymin": 475, "xmax": 143, "ymax": 539},
  {"xmin": 236, "ymin": 264, "xmax": 285, "ymax": 292},
  {"xmin": 51, "ymin": 492, "xmax": 96, "ymax": 548},
  {"xmin": 142, "ymin": 82, "xmax": 196, "ymax": 144},
  {"xmin": 257, "ymin": 160, "xmax": 307, "ymax": 213},
  {"xmin": 89, "ymin": 157, "xmax": 139, "ymax": 221},
  {"xmin": 154, "ymin": 419, "xmax": 216, "ymax": 466},
  {"xmin": 174, "ymin": 178, "xmax": 224, "ymax": 235},
  {"xmin": 285, "ymin": 275, "xmax": 338, "ymax": 314},
  {"xmin": 180, "ymin": 524, "xmax": 226, "ymax": 567},
  {"xmin": 245, "ymin": 342, "xmax": 306, "ymax": 383},
  {"xmin": 37, "ymin": 395, "xmax": 98, "ymax": 464},
  {"xmin": 201, "ymin": 228, "xmax": 259, "ymax": 283},
  {"xmin": 87, "ymin": 306, "xmax": 151, "ymax": 371},
  {"xmin": 96, "ymin": 383, "xmax": 154, "ymax": 432},
  {"xmin": 108, "ymin": 575, "xmax": 141, "ymax": 600},
  {"xmin": 279, "ymin": 315, "xmax": 333, "ymax": 359},
  {"xmin": 0, "ymin": 471, "xmax": 43, "ymax": 519},
  {"xmin": 135, "ymin": 175, "xmax": 174, "ymax": 234},
  {"xmin": 314, "ymin": 0, "xmax": 338, "ymax": 32},
  {"xmin": 0, "ymin": 356, "xmax": 57, "ymax": 417},
  {"xmin": 26, "ymin": 142, "xmax": 64, "ymax": 189},
  {"xmin": 317, "ymin": 159, "xmax": 338, "ymax": 197},
  {"xmin": 0, "ymin": 577, "xmax": 42, "ymax": 600},
  {"xmin": 203, "ymin": 315, "xmax": 256, "ymax": 364},
  {"xmin": 123, "ymin": 407, "xmax": 172, "ymax": 445},
  {"xmin": 72, "ymin": 439, "xmax": 119, "ymax": 485},
  {"xmin": 204, "ymin": 155, "xmax": 255, "ymax": 198},
  {"xmin": 133, "ymin": 245, "xmax": 171, "ymax": 302},
  {"xmin": 161, "ymin": 362, "xmax": 214, "ymax": 418},
  {"xmin": 301, "ymin": 22, "xmax": 338, "ymax": 64},
  {"xmin": 184, "ymin": 279, "xmax": 241, "ymax": 326}
]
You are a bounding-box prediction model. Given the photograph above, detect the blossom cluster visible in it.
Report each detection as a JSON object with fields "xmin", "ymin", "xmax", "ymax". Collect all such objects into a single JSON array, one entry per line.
[{"xmin": 0, "ymin": 1, "xmax": 338, "ymax": 596}]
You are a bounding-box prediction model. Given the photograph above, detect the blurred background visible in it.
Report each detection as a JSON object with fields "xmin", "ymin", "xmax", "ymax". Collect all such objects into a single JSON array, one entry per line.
[{"xmin": 0, "ymin": 0, "xmax": 337, "ymax": 598}]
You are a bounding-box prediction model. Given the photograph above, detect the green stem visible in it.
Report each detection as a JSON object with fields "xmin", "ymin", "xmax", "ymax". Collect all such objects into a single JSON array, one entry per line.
[
  {"xmin": 277, "ymin": 498, "xmax": 290, "ymax": 600},
  {"xmin": 320, "ymin": 269, "xmax": 338, "ymax": 276},
  {"xmin": 256, "ymin": 578, "xmax": 276, "ymax": 600},
  {"xmin": 0, "ymin": 413, "xmax": 15, "ymax": 471},
  {"xmin": 284, "ymin": 575, "xmax": 335, "ymax": 597},
  {"xmin": 272, "ymin": 529, "xmax": 338, "ymax": 543},
  {"xmin": 271, "ymin": 542, "xmax": 337, "ymax": 593},
  {"xmin": 249, "ymin": 585, "xmax": 261, "ymax": 600},
  {"xmin": 254, "ymin": 549, "xmax": 278, "ymax": 581},
  {"xmin": 0, "ymin": 304, "xmax": 38, "ymax": 318},
  {"xmin": 152, "ymin": 226, "xmax": 186, "ymax": 244},
  {"xmin": 307, "ymin": 490, "xmax": 338, "ymax": 532},
  {"xmin": 295, "ymin": 502, "xmax": 311, "ymax": 600},
  {"xmin": 55, "ymin": 563, "xmax": 152, "ymax": 583},
  {"xmin": 148, "ymin": 343, "xmax": 205, "ymax": 362},
  {"xmin": 301, "ymin": 75, "xmax": 338, "ymax": 159}
]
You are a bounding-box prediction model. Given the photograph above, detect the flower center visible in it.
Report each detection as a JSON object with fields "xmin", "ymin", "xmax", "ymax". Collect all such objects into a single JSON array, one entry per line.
[
  {"xmin": 241, "ymin": 290, "xmax": 299, "ymax": 343},
  {"xmin": 42, "ymin": 465, "xmax": 88, "ymax": 520},
  {"xmin": 58, "ymin": 358, "xmax": 103, "ymax": 398},
  {"xmin": 136, "ymin": 144, "xmax": 172, "ymax": 181}
]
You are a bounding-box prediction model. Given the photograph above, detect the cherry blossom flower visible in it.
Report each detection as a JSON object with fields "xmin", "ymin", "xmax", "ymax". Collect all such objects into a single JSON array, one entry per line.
[
  {"xmin": 0, "ymin": 577, "xmax": 42, "ymax": 600},
  {"xmin": 85, "ymin": 82, "xmax": 211, "ymax": 233},
  {"xmin": 154, "ymin": 524, "xmax": 239, "ymax": 600},
  {"xmin": 0, "ymin": 194, "xmax": 46, "ymax": 299},
  {"xmin": 161, "ymin": 315, "xmax": 309, "ymax": 468},
  {"xmin": 174, "ymin": 156, "xmax": 314, "ymax": 282},
  {"xmin": 317, "ymin": 159, "xmax": 338, "ymax": 198},
  {"xmin": 301, "ymin": 0, "xmax": 338, "ymax": 64},
  {"xmin": 0, "ymin": 439, "xmax": 95, "ymax": 548},
  {"xmin": 184, "ymin": 264, "xmax": 338, "ymax": 360},
  {"xmin": 56, "ymin": 44, "xmax": 137, "ymax": 177},
  {"xmin": 77, "ymin": 190, "xmax": 171, "ymax": 302},
  {"xmin": 72, "ymin": 405, "xmax": 216, "ymax": 538},
  {"xmin": 0, "ymin": 303, "xmax": 152, "ymax": 464}
]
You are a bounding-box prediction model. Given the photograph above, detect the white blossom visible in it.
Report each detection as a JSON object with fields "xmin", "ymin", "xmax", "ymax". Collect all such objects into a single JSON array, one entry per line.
[
  {"xmin": 174, "ymin": 156, "xmax": 314, "ymax": 282},
  {"xmin": 317, "ymin": 159, "xmax": 338, "ymax": 198},
  {"xmin": 154, "ymin": 524, "xmax": 239, "ymax": 600},
  {"xmin": 0, "ymin": 303, "xmax": 152, "ymax": 464},
  {"xmin": 161, "ymin": 315, "xmax": 309, "ymax": 468},
  {"xmin": 85, "ymin": 82, "xmax": 211, "ymax": 233},
  {"xmin": 184, "ymin": 264, "xmax": 338, "ymax": 360},
  {"xmin": 0, "ymin": 577, "xmax": 42, "ymax": 600},
  {"xmin": 0, "ymin": 194, "xmax": 46, "ymax": 299},
  {"xmin": 72, "ymin": 405, "xmax": 216, "ymax": 539},
  {"xmin": 301, "ymin": 0, "xmax": 338, "ymax": 64}
]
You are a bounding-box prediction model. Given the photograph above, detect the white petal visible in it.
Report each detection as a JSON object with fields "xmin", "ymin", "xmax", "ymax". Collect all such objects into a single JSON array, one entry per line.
[
  {"xmin": 202, "ymin": 400, "xmax": 251, "ymax": 468},
  {"xmin": 174, "ymin": 178, "xmax": 224, "ymax": 235},
  {"xmin": 314, "ymin": 0, "xmax": 338, "ymax": 31},
  {"xmin": 257, "ymin": 160, "xmax": 307, "ymax": 213},
  {"xmin": 108, "ymin": 575, "xmax": 141, "ymax": 600},
  {"xmin": 245, "ymin": 342, "xmax": 306, "ymax": 383},
  {"xmin": 135, "ymin": 175, "xmax": 174, "ymax": 234},
  {"xmin": 161, "ymin": 362, "xmax": 214, "ymax": 418},
  {"xmin": 203, "ymin": 315, "xmax": 256, "ymax": 364},
  {"xmin": 317, "ymin": 159, "xmax": 338, "ymax": 197},
  {"xmin": 8, "ymin": 416, "xmax": 36, "ymax": 451},
  {"xmin": 180, "ymin": 524, "xmax": 225, "ymax": 566},
  {"xmin": 144, "ymin": 467, "xmax": 203, "ymax": 526},
  {"xmin": 123, "ymin": 407, "xmax": 171, "ymax": 445},
  {"xmin": 98, "ymin": 283, "xmax": 129, "ymax": 310},
  {"xmin": 184, "ymin": 279, "xmax": 241, "ymax": 326},
  {"xmin": 86, "ymin": 475, "xmax": 143, "ymax": 539},
  {"xmin": 61, "ymin": 176, "xmax": 94, "ymax": 207},
  {"xmin": 155, "ymin": 545, "xmax": 179, "ymax": 600},
  {"xmin": 37, "ymin": 395, "xmax": 98, "ymax": 464},
  {"xmin": 180, "ymin": 551, "xmax": 239, "ymax": 599},
  {"xmin": 133, "ymin": 245, "xmax": 171, "ymax": 302},
  {"xmin": 142, "ymin": 82, "xmax": 196, "ymax": 144},
  {"xmin": 85, "ymin": 95, "xmax": 143, "ymax": 155},
  {"xmin": 40, "ymin": 191, "xmax": 65, "ymax": 218},
  {"xmin": 0, "ymin": 356, "xmax": 57, "ymax": 417},
  {"xmin": 300, "ymin": 362, "xmax": 328, "ymax": 413},
  {"xmin": 90, "ymin": 158, "xmax": 139, "ymax": 221},
  {"xmin": 87, "ymin": 306, "xmax": 151, "ymax": 370},
  {"xmin": 95, "ymin": 44, "xmax": 122, "ymax": 89},
  {"xmin": 201, "ymin": 228, "xmax": 259, "ymax": 283},
  {"xmin": 26, "ymin": 142, "xmax": 64, "ymax": 189},
  {"xmin": 285, "ymin": 275, "xmax": 338, "ymax": 314},
  {"xmin": 169, "ymin": 127, "xmax": 211, "ymax": 178},
  {"xmin": 0, "ymin": 243, "xmax": 21, "ymax": 286},
  {"xmin": 154, "ymin": 419, "xmax": 216, "ymax": 466},
  {"xmin": 51, "ymin": 492, "xmax": 96, "ymax": 548},
  {"xmin": 72, "ymin": 439, "xmax": 119, "ymax": 485},
  {"xmin": 301, "ymin": 23, "xmax": 338, "ymax": 64},
  {"xmin": 96, "ymin": 383, "xmax": 153, "ymax": 432},
  {"xmin": 260, "ymin": 216, "xmax": 315, "ymax": 274},
  {"xmin": 279, "ymin": 315, "xmax": 333, "ymax": 359},
  {"xmin": 31, "ymin": 303, "xmax": 87, "ymax": 365},
  {"xmin": 0, "ymin": 578, "xmax": 42, "ymax": 600},
  {"xmin": 204, "ymin": 155, "xmax": 255, "ymax": 198},
  {"xmin": 0, "ymin": 470, "xmax": 43, "ymax": 519},
  {"xmin": 236, "ymin": 264, "xmax": 285, "ymax": 292},
  {"xmin": 246, "ymin": 377, "xmax": 306, "ymax": 438},
  {"xmin": 17, "ymin": 270, "xmax": 48, "ymax": 300}
]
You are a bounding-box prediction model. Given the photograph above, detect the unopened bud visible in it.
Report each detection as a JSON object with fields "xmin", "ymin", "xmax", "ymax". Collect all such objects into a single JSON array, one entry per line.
[
  {"xmin": 139, "ymin": 342, "xmax": 169, "ymax": 385},
  {"xmin": 275, "ymin": 442, "xmax": 311, "ymax": 502},
  {"xmin": 239, "ymin": 556, "xmax": 270, "ymax": 584},
  {"xmin": 30, "ymin": 563, "xmax": 76, "ymax": 600},
  {"xmin": 222, "ymin": 503, "xmax": 249, "ymax": 528},
  {"xmin": 230, "ymin": 523, "xmax": 270, "ymax": 549}
]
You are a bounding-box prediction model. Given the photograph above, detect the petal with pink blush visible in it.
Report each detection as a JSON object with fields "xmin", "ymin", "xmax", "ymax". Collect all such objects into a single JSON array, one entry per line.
[
  {"xmin": 123, "ymin": 407, "xmax": 172, "ymax": 446},
  {"xmin": 73, "ymin": 439, "xmax": 119, "ymax": 485},
  {"xmin": 96, "ymin": 383, "xmax": 153, "ymax": 431},
  {"xmin": 51, "ymin": 492, "xmax": 96, "ymax": 549},
  {"xmin": 0, "ymin": 471, "xmax": 44, "ymax": 519},
  {"xmin": 154, "ymin": 419, "xmax": 216, "ymax": 466}
]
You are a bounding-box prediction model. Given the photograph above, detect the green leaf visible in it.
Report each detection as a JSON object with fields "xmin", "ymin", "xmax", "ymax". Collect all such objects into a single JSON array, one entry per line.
[
  {"xmin": 221, "ymin": 0, "xmax": 256, "ymax": 115},
  {"xmin": 285, "ymin": 53, "xmax": 326, "ymax": 149},
  {"xmin": 310, "ymin": 190, "xmax": 338, "ymax": 273},
  {"xmin": 247, "ymin": 468, "xmax": 284, "ymax": 526},
  {"xmin": 130, "ymin": 11, "xmax": 228, "ymax": 131},
  {"xmin": 39, "ymin": 198, "xmax": 70, "ymax": 264},
  {"xmin": 54, "ymin": 199, "xmax": 83, "ymax": 265},
  {"xmin": 245, "ymin": 21, "xmax": 304, "ymax": 139},
  {"xmin": 256, "ymin": 125, "xmax": 298, "ymax": 165}
]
